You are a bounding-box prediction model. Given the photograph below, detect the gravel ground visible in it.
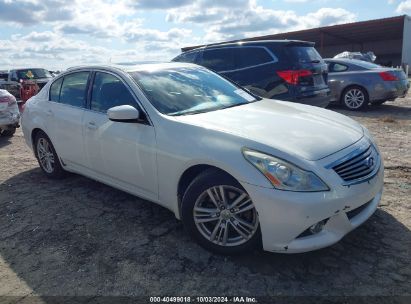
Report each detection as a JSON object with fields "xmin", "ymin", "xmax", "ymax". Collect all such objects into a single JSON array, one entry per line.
[{"xmin": 0, "ymin": 95, "xmax": 410, "ymax": 302}]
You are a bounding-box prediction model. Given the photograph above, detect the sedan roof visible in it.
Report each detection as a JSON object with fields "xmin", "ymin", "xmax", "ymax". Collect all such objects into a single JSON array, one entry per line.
[{"xmin": 65, "ymin": 62, "xmax": 200, "ymax": 74}]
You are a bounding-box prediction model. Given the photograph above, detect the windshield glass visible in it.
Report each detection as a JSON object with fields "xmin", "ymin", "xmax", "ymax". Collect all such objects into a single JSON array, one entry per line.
[
  {"xmin": 289, "ymin": 46, "xmax": 322, "ymax": 63},
  {"xmin": 17, "ymin": 69, "xmax": 52, "ymax": 80},
  {"xmin": 129, "ymin": 66, "xmax": 257, "ymax": 116}
]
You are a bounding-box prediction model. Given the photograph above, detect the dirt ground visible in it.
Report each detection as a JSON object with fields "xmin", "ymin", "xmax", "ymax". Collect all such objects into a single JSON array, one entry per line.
[{"xmin": 0, "ymin": 95, "xmax": 410, "ymax": 302}]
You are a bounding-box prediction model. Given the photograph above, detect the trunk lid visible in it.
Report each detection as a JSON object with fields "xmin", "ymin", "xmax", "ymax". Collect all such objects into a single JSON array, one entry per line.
[{"xmin": 285, "ymin": 44, "xmax": 329, "ymax": 93}]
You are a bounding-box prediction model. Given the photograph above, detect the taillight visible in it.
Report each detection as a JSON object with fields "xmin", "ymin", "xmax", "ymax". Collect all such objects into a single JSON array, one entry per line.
[
  {"xmin": 0, "ymin": 96, "xmax": 16, "ymax": 106},
  {"xmin": 277, "ymin": 70, "xmax": 313, "ymax": 85},
  {"xmin": 379, "ymin": 71, "xmax": 398, "ymax": 81}
]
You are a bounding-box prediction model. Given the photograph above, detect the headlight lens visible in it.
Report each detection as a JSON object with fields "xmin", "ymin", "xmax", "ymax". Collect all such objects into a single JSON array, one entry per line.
[{"xmin": 242, "ymin": 148, "xmax": 329, "ymax": 192}]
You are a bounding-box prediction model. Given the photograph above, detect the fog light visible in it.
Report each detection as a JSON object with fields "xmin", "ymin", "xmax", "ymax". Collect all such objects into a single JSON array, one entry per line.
[{"xmin": 309, "ymin": 220, "xmax": 327, "ymax": 234}]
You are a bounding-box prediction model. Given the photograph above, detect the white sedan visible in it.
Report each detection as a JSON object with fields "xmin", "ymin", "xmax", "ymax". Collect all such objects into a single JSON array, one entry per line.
[{"xmin": 21, "ymin": 63, "xmax": 383, "ymax": 254}]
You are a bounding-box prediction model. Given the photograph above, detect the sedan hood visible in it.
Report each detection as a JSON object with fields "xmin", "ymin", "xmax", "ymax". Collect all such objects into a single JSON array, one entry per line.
[{"xmin": 174, "ymin": 99, "xmax": 364, "ymax": 161}]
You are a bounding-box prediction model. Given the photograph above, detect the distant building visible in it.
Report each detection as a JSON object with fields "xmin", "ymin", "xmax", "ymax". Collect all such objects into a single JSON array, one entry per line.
[{"xmin": 182, "ymin": 15, "xmax": 411, "ymax": 71}]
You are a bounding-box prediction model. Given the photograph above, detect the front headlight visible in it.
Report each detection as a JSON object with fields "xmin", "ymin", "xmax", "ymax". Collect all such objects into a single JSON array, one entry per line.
[{"xmin": 242, "ymin": 148, "xmax": 329, "ymax": 192}]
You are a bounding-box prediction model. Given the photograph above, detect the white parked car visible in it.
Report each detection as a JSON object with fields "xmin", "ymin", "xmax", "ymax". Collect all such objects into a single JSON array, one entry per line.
[
  {"xmin": 0, "ymin": 89, "xmax": 20, "ymax": 137},
  {"xmin": 21, "ymin": 63, "xmax": 384, "ymax": 254}
]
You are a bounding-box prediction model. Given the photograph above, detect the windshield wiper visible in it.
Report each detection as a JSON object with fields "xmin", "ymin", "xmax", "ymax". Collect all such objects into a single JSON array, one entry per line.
[
  {"xmin": 169, "ymin": 109, "xmax": 214, "ymax": 116},
  {"xmin": 220, "ymin": 101, "xmax": 253, "ymax": 110}
]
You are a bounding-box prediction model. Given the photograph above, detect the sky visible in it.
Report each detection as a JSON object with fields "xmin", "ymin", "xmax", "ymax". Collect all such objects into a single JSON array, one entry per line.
[{"xmin": 0, "ymin": 0, "xmax": 410, "ymax": 70}]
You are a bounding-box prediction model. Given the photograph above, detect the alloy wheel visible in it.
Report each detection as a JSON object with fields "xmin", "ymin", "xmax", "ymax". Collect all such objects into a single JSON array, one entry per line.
[
  {"xmin": 36, "ymin": 137, "xmax": 55, "ymax": 173},
  {"xmin": 193, "ymin": 185, "xmax": 259, "ymax": 247},
  {"xmin": 344, "ymin": 88, "xmax": 365, "ymax": 109}
]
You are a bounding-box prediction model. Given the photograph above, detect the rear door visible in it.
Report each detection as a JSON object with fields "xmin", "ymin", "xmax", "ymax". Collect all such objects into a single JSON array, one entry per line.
[{"xmin": 46, "ymin": 71, "xmax": 90, "ymax": 168}]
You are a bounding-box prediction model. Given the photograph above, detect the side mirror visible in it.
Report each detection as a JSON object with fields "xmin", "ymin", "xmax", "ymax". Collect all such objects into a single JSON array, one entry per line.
[{"xmin": 107, "ymin": 105, "xmax": 140, "ymax": 123}]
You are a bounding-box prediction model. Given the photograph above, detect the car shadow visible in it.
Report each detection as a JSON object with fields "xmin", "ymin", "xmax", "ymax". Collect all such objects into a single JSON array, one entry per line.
[
  {"xmin": 328, "ymin": 102, "xmax": 411, "ymax": 121},
  {"xmin": 0, "ymin": 168, "xmax": 410, "ymax": 299},
  {"xmin": 0, "ymin": 136, "xmax": 12, "ymax": 149}
]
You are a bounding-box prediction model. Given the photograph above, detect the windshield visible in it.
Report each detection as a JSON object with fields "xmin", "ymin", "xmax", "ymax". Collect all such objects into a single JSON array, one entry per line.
[
  {"xmin": 289, "ymin": 46, "xmax": 322, "ymax": 63},
  {"xmin": 16, "ymin": 69, "xmax": 52, "ymax": 80},
  {"xmin": 129, "ymin": 66, "xmax": 257, "ymax": 116}
]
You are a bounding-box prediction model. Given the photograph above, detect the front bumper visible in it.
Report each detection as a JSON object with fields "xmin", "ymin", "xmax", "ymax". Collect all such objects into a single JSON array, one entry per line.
[{"xmin": 241, "ymin": 139, "xmax": 384, "ymax": 253}]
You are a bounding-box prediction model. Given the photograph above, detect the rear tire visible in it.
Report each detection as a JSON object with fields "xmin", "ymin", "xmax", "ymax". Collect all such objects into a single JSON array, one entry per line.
[
  {"xmin": 34, "ymin": 131, "xmax": 66, "ymax": 179},
  {"xmin": 181, "ymin": 168, "xmax": 261, "ymax": 255},
  {"xmin": 0, "ymin": 127, "xmax": 16, "ymax": 137},
  {"xmin": 341, "ymin": 86, "xmax": 368, "ymax": 111}
]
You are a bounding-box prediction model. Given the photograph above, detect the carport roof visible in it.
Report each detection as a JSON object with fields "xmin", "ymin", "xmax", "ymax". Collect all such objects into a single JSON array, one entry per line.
[{"xmin": 181, "ymin": 15, "xmax": 406, "ymax": 52}]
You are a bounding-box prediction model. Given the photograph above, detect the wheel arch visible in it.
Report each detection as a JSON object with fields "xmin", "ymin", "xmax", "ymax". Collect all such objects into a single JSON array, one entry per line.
[
  {"xmin": 31, "ymin": 128, "xmax": 46, "ymax": 150},
  {"xmin": 176, "ymin": 164, "xmax": 239, "ymax": 218}
]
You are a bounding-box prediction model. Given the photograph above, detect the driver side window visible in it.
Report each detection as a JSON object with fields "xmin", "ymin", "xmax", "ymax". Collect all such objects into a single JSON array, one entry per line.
[{"xmin": 91, "ymin": 72, "xmax": 137, "ymax": 113}]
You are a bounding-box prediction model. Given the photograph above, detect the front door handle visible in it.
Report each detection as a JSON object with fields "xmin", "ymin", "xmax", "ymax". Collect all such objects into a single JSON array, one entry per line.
[
  {"xmin": 87, "ymin": 121, "xmax": 97, "ymax": 130},
  {"xmin": 46, "ymin": 110, "xmax": 53, "ymax": 117}
]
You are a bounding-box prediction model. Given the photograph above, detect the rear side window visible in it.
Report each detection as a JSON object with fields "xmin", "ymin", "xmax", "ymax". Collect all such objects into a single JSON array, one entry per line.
[
  {"xmin": 236, "ymin": 47, "xmax": 276, "ymax": 69},
  {"xmin": 331, "ymin": 63, "xmax": 348, "ymax": 72},
  {"xmin": 173, "ymin": 51, "xmax": 198, "ymax": 63},
  {"xmin": 202, "ymin": 48, "xmax": 236, "ymax": 72},
  {"xmin": 91, "ymin": 72, "xmax": 137, "ymax": 113},
  {"xmin": 49, "ymin": 77, "xmax": 63, "ymax": 102},
  {"xmin": 289, "ymin": 46, "xmax": 322, "ymax": 63},
  {"xmin": 59, "ymin": 72, "xmax": 90, "ymax": 108}
]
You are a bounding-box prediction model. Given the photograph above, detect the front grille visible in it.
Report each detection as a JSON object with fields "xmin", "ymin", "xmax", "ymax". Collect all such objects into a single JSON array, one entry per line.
[{"xmin": 333, "ymin": 145, "xmax": 379, "ymax": 182}]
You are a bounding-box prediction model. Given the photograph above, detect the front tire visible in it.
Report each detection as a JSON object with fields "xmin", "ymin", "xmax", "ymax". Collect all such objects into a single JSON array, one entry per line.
[
  {"xmin": 34, "ymin": 131, "xmax": 66, "ymax": 179},
  {"xmin": 341, "ymin": 86, "xmax": 368, "ymax": 110},
  {"xmin": 181, "ymin": 169, "xmax": 261, "ymax": 255}
]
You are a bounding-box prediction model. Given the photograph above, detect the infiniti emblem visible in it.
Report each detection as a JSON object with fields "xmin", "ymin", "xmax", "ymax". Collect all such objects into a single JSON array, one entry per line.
[{"xmin": 366, "ymin": 157, "xmax": 374, "ymax": 168}]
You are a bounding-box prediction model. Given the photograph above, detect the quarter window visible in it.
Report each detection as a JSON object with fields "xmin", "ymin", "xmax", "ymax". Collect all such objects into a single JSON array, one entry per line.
[
  {"xmin": 332, "ymin": 63, "xmax": 348, "ymax": 72},
  {"xmin": 59, "ymin": 72, "xmax": 90, "ymax": 107},
  {"xmin": 236, "ymin": 47, "xmax": 275, "ymax": 69},
  {"xmin": 202, "ymin": 48, "xmax": 236, "ymax": 72},
  {"xmin": 91, "ymin": 72, "xmax": 137, "ymax": 113},
  {"xmin": 49, "ymin": 77, "xmax": 63, "ymax": 102}
]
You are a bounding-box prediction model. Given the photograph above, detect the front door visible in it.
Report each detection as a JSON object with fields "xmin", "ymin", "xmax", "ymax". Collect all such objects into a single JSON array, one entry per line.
[{"xmin": 82, "ymin": 71, "xmax": 158, "ymax": 201}]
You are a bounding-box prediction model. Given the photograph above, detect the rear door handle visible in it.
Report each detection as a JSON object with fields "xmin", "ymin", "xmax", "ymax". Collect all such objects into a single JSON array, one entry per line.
[
  {"xmin": 46, "ymin": 110, "xmax": 53, "ymax": 117},
  {"xmin": 87, "ymin": 121, "xmax": 97, "ymax": 130}
]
